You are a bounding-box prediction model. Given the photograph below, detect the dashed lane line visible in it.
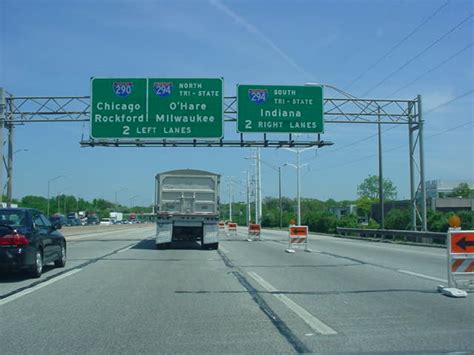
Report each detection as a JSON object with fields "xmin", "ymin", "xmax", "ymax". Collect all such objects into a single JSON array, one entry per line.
[
  {"xmin": 397, "ymin": 270, "xmax": 447, "ymax": 283},
  {"xmin": 247, "ymin": 271, "xmax": 337, "ymax": 335}
]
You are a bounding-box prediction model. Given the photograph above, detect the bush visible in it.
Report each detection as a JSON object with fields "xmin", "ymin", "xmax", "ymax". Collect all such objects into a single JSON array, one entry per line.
[
  {"xmin": 304, "ymin": 211, "xmax": 337, "ymax": 234},
  {"xmin": 385, "ymin": 209, "xmax": 411, "ymax": 230},
  {"xmin": 457, "ymin": 211, "xmax": 474, "ymax": 230},
  {"xmin": 336, "ymin": 214, "xmax": 359, "ymax": 228},
  {"xmin": 367, "ymin": 218, "xmax": 380, "ymax": 229},
  {"xmin": 427, "ymin": 210, "xmax": 450, "ymax": 232}
]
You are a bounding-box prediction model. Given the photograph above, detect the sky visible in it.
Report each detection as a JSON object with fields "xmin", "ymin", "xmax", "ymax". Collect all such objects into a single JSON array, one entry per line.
[{"xmin": 0, "ymin": 0, "xmax": 473, "ymax": 207}]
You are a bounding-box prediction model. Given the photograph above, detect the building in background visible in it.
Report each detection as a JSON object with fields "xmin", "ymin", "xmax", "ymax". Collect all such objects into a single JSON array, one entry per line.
[
  {"xmin": 425, "ymin": 179, "xmax": 474, "ymax": 212},
  {"xmin": 329, "ymin": 205, "xmax": 357, "ymax": 220},
  {"xmin": 426, "ymin": 179, "xmax": 474, "ymax": 199}
]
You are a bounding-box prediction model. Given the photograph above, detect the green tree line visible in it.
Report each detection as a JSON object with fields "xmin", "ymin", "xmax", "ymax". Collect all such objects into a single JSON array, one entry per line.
[
  {"xmin": 220, "ymin": 197, "xmax": 473, "ymax": 233},
  {"xmin": 219, "ymin": 177, "xmax": 474, "ymax": 234},
  {"xmin": 5, "ymin": 194, "xmax": 151, "ymax": 219}
]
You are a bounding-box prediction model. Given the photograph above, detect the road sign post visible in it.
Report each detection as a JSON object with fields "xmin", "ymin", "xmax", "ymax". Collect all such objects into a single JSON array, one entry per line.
[
  {"xmin": 91, "ymin": 78, "xmax": 223, "ymax": 139},
  {"xmin": 237, "ymin": 84, "xmax": 323, "ymax": 133},
  {"xmin": 440, "ymin": 229, "xmax": 474, "ymax": 297}
]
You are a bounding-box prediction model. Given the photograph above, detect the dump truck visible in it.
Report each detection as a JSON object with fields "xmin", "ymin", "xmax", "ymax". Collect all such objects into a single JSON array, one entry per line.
[{"xmin": 155, "ymin": 169, "xmax": 220, "ymax": 249}]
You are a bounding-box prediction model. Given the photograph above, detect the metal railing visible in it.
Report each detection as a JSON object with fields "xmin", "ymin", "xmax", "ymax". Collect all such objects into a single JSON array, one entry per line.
[{"xmin": 336, "ymin": 227, "xmax": 446, "ymax": 245}]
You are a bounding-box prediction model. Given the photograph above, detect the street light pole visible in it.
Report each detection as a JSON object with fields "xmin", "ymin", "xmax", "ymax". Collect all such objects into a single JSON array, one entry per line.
[
  {"xmin": 114, "ymin": 187, "xmax": 127, "ymax": 210},
  {"xmin": 296, "ymin": 149, "xmax": 301, "ymax": 225},
  {"xmin": 278, "ymin": 166, "xmax": 282, "ymax": 229},
  {"xmin": 130, "ymin": 194, "xmax": 139, "ymax": 207},
  {"xmin": 257, "ymin": 148, "xmax": 262, "ymax": 225},
  {"xmin": 283, "ymin": 146, "xmax": 315, "ymax": 226},
  {"xmin": 47, "ymin": 175, "xmax": 64, "ymax": 217},
  {"xmin": 228, "ymin": 177, "xmax": 233, "ymax": 221},
  {"xmin": 247, "ymin": 171, "xmax": 251, "ymax": 226}
]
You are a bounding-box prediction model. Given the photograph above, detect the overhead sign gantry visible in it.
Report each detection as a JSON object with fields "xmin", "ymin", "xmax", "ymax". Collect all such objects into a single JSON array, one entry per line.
[{"xmin": 1, "ymin": 81, "xmax": 428, "ymax": 231}]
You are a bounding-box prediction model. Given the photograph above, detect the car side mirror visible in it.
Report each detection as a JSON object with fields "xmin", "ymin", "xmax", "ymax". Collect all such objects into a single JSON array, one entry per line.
[{"xmin": 53, "ymin": 223, "xmax": 62, "ymax": 230}]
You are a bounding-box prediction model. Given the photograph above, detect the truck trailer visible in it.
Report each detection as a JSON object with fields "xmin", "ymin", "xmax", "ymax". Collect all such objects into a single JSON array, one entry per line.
[
  {"xmin": 155, "ymin": 169, "xmax": 220, "ymax": 249},
  {"xmin": 109, "ymin": 212, "xmax": 123, "ymax": 223}
]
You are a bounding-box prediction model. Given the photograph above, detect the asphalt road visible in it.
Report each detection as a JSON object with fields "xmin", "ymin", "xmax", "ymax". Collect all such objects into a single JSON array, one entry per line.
[{"xmin": 0, "ymin": 225, "xmax": 473, "ymax": 354}]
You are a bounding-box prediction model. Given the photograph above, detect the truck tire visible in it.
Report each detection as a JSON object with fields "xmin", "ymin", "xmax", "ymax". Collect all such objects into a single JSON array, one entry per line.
[
  {"xmin": 202, "ymin": 242, "xmax": 219, "ymax": 250},
  {"xmin": 156, "ymin": 243, "xmax": 170, "ymax": 250}
]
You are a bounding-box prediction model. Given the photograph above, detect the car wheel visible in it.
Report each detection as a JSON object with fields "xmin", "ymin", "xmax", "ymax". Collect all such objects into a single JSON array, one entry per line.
[
  {"xmin": 54, "ymin": 242, "xmax": 66, "ymax": 268},
  {"xmin": 29, "ymin": 248, "xmax": 43, "ymax": 278}
]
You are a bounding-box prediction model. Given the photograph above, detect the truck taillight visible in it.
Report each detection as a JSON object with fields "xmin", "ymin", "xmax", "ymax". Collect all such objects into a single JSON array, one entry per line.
[{"xmin": 0, "ymin": 233, "xmax": 29, "ymax": 246}]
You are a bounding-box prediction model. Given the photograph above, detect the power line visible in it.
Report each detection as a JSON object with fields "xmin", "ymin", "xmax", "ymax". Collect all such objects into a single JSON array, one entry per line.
[
  {"xmin": 321, "ymin": 30, "xmax": 472, "ymax": 157},
  {"xmin": 424, "ymin": 89, "xmax": 474, "ymax": 114},
  {"xmin": 311, "ymin": 89, "xmax": 474, "ymax": 173},
  {"xmin": 380, "ymin": 120, "xmax": 473, "ymax": 154},
  {"xmin": 324, "ymin": 125, "xmax": 401, "ymax": 154},
  {"xmin": 388, "ymin": 41, "xmax": 474, "ymax": 97},
  {"xmin": 311, "ymin": 120, "xmax": 472, "ymax": 173},
  {"xmin": 345, "ymin": 0, "xmax": 451, "ymax": 90},
  {"xmin": 361, "ymin": 13, "xmax": 473, "ymax": 97}
]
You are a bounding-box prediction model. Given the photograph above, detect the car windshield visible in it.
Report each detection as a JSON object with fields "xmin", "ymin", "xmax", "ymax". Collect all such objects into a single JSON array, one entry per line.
[{"xmin": 0, "ymin": 210, "xmax": 26, "ymax": 228}]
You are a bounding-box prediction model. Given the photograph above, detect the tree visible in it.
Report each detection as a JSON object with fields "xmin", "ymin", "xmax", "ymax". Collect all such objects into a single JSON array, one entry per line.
[
  {"xmin": 447, "ymin": 182, "xmax": 473, "ymax": 198},
  {"xmin": 357, "ymin": 175, "xmax": 397, "ymax": 200},
  {"xmin": 356, "ymin": 196, "xmax": 374, "ymax": 218},
  {"xmin": 21, "ymin": 196, "xmax": 48, "ymax": 214}
]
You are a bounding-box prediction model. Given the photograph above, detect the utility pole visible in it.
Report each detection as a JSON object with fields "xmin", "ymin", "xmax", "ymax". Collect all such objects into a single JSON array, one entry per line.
[
  {"xmin": 417, "ymin": 95, "xmax": 427, "ymax": 231},
  {"xmin": 377, "ymin": 106, "xmax": 384, "ymax": 229}
]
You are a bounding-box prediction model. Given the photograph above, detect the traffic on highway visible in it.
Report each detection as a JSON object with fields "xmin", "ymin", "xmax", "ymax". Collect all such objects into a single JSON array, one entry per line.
[{"xmin": 1, "ymin": 0, "xmax": 473, "ymax": 353}]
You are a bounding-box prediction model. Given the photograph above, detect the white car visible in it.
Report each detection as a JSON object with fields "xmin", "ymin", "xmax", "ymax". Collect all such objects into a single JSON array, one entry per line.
[{"xmin": 100, "ymin": 218, "xmax": 113, "ymax": 225}]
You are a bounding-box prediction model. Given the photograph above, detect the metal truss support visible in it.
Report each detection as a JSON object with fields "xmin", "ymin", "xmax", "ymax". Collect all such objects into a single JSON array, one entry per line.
[
  {"xmin": 0, "ymin": 89, "xmax": 427, "ymax": 230},
  {"xmin": 0, "ymin": 88, "xmax": 4, "ymax": 203},
  {"xmin": 408, "ymin": 96, "xmax": 427, "ymax": 231}
]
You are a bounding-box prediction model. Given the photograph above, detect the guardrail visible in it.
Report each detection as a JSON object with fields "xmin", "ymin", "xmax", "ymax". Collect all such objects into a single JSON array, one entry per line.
[{"xmin": 336, "ymin": 227, "xmax": 447, "ymax": 246}]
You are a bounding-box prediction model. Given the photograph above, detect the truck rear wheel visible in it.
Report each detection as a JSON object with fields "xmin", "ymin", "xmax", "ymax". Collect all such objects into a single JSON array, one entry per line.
[
  {"xmin": 156, "ymin": 243, "xmax": 170, "ymax": 250},
  {"xmin": 202, "ymin": 242, "xmax": 218, "ymax": 250}
]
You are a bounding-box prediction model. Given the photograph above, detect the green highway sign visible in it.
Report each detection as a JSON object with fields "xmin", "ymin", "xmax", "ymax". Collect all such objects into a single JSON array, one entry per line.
[
  {"xmin": 237, "ymin": 84, "xmax": 324, "ymax": 133},
  {"xmin": 91, "ymin": 78, "xmax": 223, "ymax": 139}
]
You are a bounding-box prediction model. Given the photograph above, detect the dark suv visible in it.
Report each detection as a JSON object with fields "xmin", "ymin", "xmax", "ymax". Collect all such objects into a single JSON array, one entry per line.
[{"xmin": 0, "ymin": 208, "xmax": 67, "ymax": 278}]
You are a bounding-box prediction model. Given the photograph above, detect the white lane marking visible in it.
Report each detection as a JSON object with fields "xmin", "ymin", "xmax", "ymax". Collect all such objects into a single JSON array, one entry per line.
[
  {"xmin": 247, "ymin": 271, "xmax": 337, "ymax": 335},
  {"xmin": 219, "ymin": 246, "xmax": 230, "ymax": 254},
  {"xmin": 262, "ymin": 229, "xmax": 445, "ymax": 257},
  {"xmin": 397, "ymin": 269, "xmax": 447, "ymax": 283},
  {"xmin": 0, "ymin": 268, "xmax": 82, "ymax": 306},
  {"xmin": 117, "ymin": 245, "xmax": 134, "ymax": 253}
]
